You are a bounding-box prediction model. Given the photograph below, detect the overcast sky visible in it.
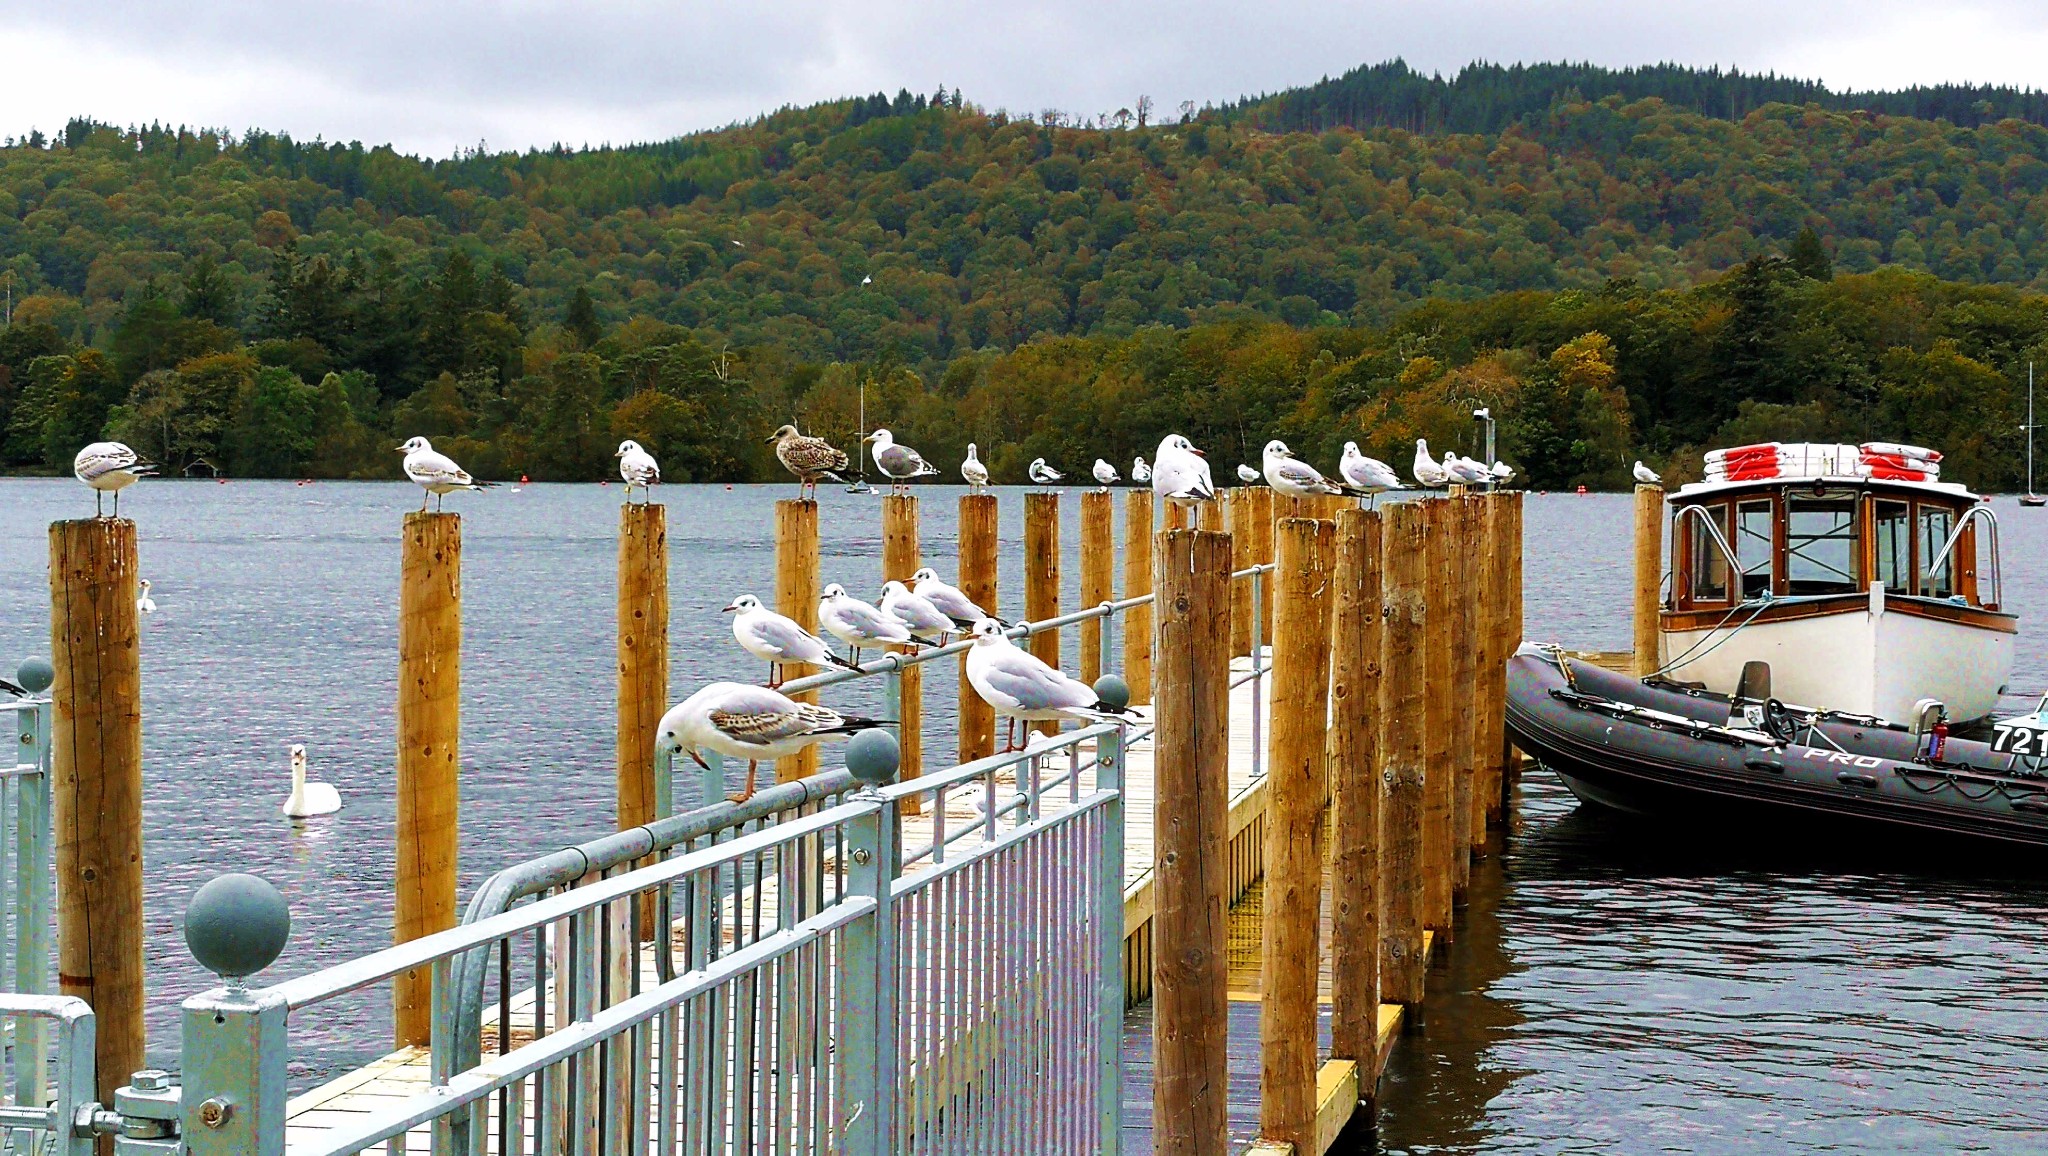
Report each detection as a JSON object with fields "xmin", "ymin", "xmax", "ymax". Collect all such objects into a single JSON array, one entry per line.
[{"xmin": 4, "ymin": 1, "xmax": 2047, "ymax": 156}]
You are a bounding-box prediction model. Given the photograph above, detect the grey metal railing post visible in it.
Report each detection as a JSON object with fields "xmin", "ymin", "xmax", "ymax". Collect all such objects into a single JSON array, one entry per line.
[
  {"xmin": 179, "ymin": 988, "xmax": 288, "ymax": 1155},
  {"xmin": 837, "ymin": 795, "xmax": 898, "ymax": 1156},
  {"xmin": 14, "ymin": 696, "xmax": 53, "ymax": 1109},
  {"xmin": 1100, "ymin": 603, "xmax": 1116, "ymax": 679},
  {"xmin": 1095, "ymin": 724, "xmax": 1126, "ymax": 1155}
]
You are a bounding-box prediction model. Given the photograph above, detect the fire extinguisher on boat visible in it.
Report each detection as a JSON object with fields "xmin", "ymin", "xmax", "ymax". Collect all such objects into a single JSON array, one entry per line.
[{"xmin": 1930, "ymin": 717, "xmax": 1949, "ymax": 762}]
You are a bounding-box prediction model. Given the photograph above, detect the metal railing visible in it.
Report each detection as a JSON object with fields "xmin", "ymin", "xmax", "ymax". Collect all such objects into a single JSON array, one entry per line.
[
  {"xmin": 1, "ymin": 694, "xmax": 54, "ymax": 1137},
  {"xmin": 0, "ymin": 994, "xmax": 95, "ymax": 1156}
]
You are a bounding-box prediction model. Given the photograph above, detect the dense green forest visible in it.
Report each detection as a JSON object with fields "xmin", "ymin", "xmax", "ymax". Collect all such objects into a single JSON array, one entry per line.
[{"xmin": 4, "ymin": 61, "xmax": 2048, "ymax": 489}]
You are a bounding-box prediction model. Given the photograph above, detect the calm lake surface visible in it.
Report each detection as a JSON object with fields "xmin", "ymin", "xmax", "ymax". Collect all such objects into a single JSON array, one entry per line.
[{"xmin": 2, "ymin": 478, "xmax": 2044, "ymax": 1149}]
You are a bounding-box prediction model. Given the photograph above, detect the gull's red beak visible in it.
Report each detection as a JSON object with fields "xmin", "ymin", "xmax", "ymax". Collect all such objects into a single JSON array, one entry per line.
[{"xmin": 1192, "ymin": 448, "xmax": 1206, "ymax": 457}]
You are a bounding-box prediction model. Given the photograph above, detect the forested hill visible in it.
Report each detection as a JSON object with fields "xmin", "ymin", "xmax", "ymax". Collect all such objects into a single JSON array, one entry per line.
[{"xmin": 1224, "ymin": 60, "xmax": 2048, "ymax": 135}]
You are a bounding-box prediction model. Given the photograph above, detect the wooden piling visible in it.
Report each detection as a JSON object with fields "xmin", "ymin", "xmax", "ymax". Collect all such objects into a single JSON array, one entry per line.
[
  {"xmin": 1378, "ymin": 501, "xmax": 1428, "ymax": 1007},
  {"xmin": 1025, "ymin": 492, "xmax": 1061, "ymax": 735},
  {"xmin": 1634, "ymin": 483, "xmax": 1664, "ymax": 677},
  {"xmin": 47, "ymin": 518, "xmax": 144, "ymax": 1109},
  {"xmin": 1152, "ymin": 528, "xmax": 1234, "ymax": 1156},
  {"xmin": 397, "ymin": 510, "xmax": 461, "ymax": 1047},
  {"xmin": 1164, "ymin": 500, "xmax": 1191, "ymax": 531},
  {"xmin": 1197, "ymin": 498, "xmax": 1224, "ymax": 533},
  {"xmin": 1329, "ymin": 508, "xmax": 1382, "ymax": 1064},
  {"xmin": 958, "ymin": 494, "xmax": 1000, "ymax": 761},
  {"xmin": 1504, "ymin": 492, "xmax": 1526, "ymax": 811},
  {"xmin": 1449, "ymin": 497, "xmax": 1478, "ymax": 893},
  {"xmin": 1251, "ymin": 486, "xmax": 1275, "ymax": 647},
  {"xmin": 1471, "ymin": 495, "xmax": 1503, "ymax": 841},
  {"xmin": 1260, "ymin": 518, "xmax": 1336, "ymax": 1150},
  {"xmin": 1123, "ymin": 490, "xmax": 1155, "ymax": 703},
  {"xmin": 1079, "ymin": 491, "xmax": 1114, "ymax": 684},
  {"xmin": 775, "ymin": 499, "xmax": 822, "ymax": 782},
  {"xmin": 617, "ymin": 503, "xmax": 668, "ymax": 938},
  {"xmin": 1421, "ymin": 499, "xmax": 1457, "ymax": 931},
  {"xmin": 882, "ymin": 495, "xmax": 924, "ymax": 809}
]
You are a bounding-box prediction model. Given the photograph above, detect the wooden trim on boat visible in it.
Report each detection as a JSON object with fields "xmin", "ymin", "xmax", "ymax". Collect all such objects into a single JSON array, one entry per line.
[{"xmin": 1662, "ymin": 595, "xmax": 2018, "ymax": 635}]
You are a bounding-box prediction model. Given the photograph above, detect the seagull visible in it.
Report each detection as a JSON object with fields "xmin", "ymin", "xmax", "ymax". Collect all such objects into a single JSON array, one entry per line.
[
  {"xmin": 861, "ymin": 274, "xmax": 873, "ymax": 286},
  {"xmin": 74, "ymin": 441, "xmax": 155, "ymax": 518},
  {"xmin": 880, "ymin": 579, "xmax": 958, "ymax": 644},
  {"xmin": 1412, "ymin": 439, "xmax": 1449, "ymax": 489},
  {"xmin": 723, "ymin": 594, "xmax": 859, "ymax": 688},
  {"xmin": 1262, "ymin": 440, "xmax": 1344, "ymax": 497},
  {"xmin": 1236, "ymin": 464, "xmax": 1260, "ymax": 485},
  {"xmin": 1492, "ymin": 460, "xmax": 1516, "ymax": 483},
  {"xmin": 1337, "ymin": 442, "xmax": 1405, "ymax": 503},
  {"xmin": 135, "ymin": 579, "xmax": 156, "ymax": 616},
  {"xmin": 911, "ymin": 567, "xmax": 1003, "ymax": 629},
  {"xmin": 965, "ymin": 620, "xmax": 1135, "ymax": 752},
  {"xmin": 1634, "ymin": 460, "xmax": 1662, "ymax": 485},
  {"xmin": 398, "ymin": 437, "xmax": 490, "ymax": 510},
  {"xmin": 865, "ymin": 429, "xmax": 940, "ymax": 492},
  {"xmin": 1092, "ymin": 459, "xmax": 1120, "ymax": 489},
  {"xmin": 615, "ymin": 440, "xmax": 659, "ymax": 500},
  {"xmin": 1152, "ymin": 434, "xmax": 1216, "ymax": 506},
  {"xmin": 1029, "ymin": 458, "xmax": 1064, "ymax": 488},
  {"xmin": 1131, "ymin": 456, "xmax": 1152, "ymax": 484},
  {"xmin": 1444, "ymin": 453, "xmax": 1492, "ymax": 486},
  {"xmin": 961, "ymin": 443, "xmax": 990, "ymax": 492},
  {"xmin": 819, "ymin": 583, "xmax": 914, "ymax": 661},
  {"xmin": 281, "ymin": 743, "xmax": 341, "ymax": 819},
  {"xmin": 659, "ymin": 682, "xmax": 884, "ymax": 803},
  {"xmin": 767, "ymin": 424, "xmax": 849, "ymax": 499},
  {"xmin": 730, "ymin": 239, "xmax": 745, "ymax": 247}
]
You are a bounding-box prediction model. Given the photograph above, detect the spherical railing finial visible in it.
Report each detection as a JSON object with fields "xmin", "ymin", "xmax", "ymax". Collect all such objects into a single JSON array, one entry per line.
[
  {"xmin": 185, "ymin": 874, "xmax": 291, "ymax": 986},
  {"xmin": 15, "ymin": 657, "xmax": 53, "ymax": 695},
  {"xmin": 1093, "ymin": 674, "xmax": 1131, "ymax": 713},
  {"xmin": 844, "ymin": 728, "xmax": 901, "ymax": 786}
]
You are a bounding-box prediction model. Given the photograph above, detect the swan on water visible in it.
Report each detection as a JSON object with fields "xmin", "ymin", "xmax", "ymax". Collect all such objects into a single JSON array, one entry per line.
[
  {"xmin": 282, "ymin": 743, "xmax": 341, "ymax": 818},
  {"xmin": 136, "ymin": 579, "xmax": 156, "ymax": 616}
]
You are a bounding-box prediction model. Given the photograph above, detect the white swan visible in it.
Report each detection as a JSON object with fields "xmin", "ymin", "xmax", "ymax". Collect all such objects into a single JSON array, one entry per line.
[
  {"xmin": 282, "ymin": 744, "xmax": 341, "ymax": 818},
  {"xmin": 136, "ymin": 579, "xmax": 156, "ymax": 616}
]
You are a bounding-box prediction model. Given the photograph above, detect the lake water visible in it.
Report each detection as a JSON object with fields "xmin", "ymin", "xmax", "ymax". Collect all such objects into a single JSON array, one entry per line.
[{"xmin": 2, "ymin": 478, "xmax": 2044, "ymax": 1148}]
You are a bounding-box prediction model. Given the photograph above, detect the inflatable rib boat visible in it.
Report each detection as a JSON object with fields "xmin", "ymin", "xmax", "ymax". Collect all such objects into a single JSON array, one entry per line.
[{"xmin": 1505, "ymin": 646, "xmax": 2048, "ymax": 849}]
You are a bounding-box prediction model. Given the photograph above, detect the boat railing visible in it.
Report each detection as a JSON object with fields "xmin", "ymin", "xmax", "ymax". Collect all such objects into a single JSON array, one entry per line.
[
  {"xmin": 1670, "ymin": 502, "xmax": 1742, "ymax": 597},
  {"xmin": 1924, "ymin": 502, "xmax": 2002, "ymax": 609}
]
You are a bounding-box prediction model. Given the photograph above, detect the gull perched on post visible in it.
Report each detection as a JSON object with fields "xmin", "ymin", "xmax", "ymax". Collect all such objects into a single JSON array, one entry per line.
[
  {"xmin": 1444, "ymin": 453, "xmax": 1491, "ymax": 487},
  {"xmin": 1029, "ymin": 458, "xmax": 1064, "ymax": 489},
  {"xmin": 1338, "ymin": 442, "xmax": 1405, "ymax": 504},
  {"xmin": 961, "ymin": 443, "xmax": 990, "ymax": 492},
  {"xmin": 660, "ymin": 681, "xmax": 885, "ymax": 802},
  {"xmin": 1152, "ymin": 434, "xmax": 1215, "ymax": 507},
  {"xmin": 615, "ymin": 440, "xmax": 660, "ymax": 501},
  {"xmin": 723, "ymin": 594, "xmax": 859, "ymax": 688},
  {"xmin": 819, "ymin": 583, "xmax": 913, "ymax": 662},
  {"xmin": 911, "ymin": 567, "xmax": 1003, "ymax": 629},
  {"xmin": 1634, "ymin": 460, "xmax": 1662, "ymax": 485},
  {"xmin": 767, "ymin": 424, "xmax": 849, "ymax": 499},
  {"xmin": 1262, "ymin": 440, "xmax": 1345, "ymax": 497},
  {"xmin": 1412, "ymin": 439, "xmax": 1448, "ymax": 489},
  {"xmin": 865, "ymin": 429, "xmax": 939, "ymax": 492},
  {"xmin": 398, "ymin": 437, "xmax": 489, "ymax": 510},
  {"xmin": 74, "ymin": 441, "xmax": 155, "ymax": 518},
  {"xmin": 1491, "ymin": 460, "xmax": 1516, "ymax": 483},
  {"xmin": 965, "ymin": 620, "xmax": 1135, "ymax": 752},
  {"xmin": 880, "ymin": 579, "xmax": 957, "ymax": 644},
  {"xmin": 1131, "ymin": 456, "xmax": 1152, "ymax": 484},
  {"xmin": 1236, "ymin": 463, "xmax": 1260, "ymax": 485},
  {"xmin": 1092, "ymin": 459, "xmax": 1120, "ymax": 489}
]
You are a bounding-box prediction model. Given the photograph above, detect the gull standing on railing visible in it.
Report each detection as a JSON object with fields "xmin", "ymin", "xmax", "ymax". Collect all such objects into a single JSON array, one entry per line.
[
  {"xmin": 819, "ymin": 583, "xmax": 914, "ymax": 661},
  {"xmin": 1029, "ymin": 457, "xmax": 1064, "ymax": 489},
  {"xmin": 1131, "ymin": 455, "xmax": 1152, "ymax": 484},
  {"xmin": 1262, "ymin": 440, "xmax": 1345, "ymax": 497},
  {"xmin": 1634, "ymin": 460, "xmax": 1662, "ymax": 484},
  {"xmin": 910, "ymin": 567, "xmax": 1005, "ymax": 629},
  {"xmin": 961, "ymin": 443, "xmax": 990, "ymax": 492},
  {"xmin": 73, "ymin": 441, "xmax": 155, "ymax": 518},
  {"xmin": 1338, "ymin": 442, "xmax": 1405, "ymax": 504},
  {"xmin": 866, "ymin": 429, "xmax": 940, "ymax": 492},
  {"xmin": 1152, "ymin": 434, "xmax": 1216, "ymax": 507},
  {"xmin": 965, "ymin": 620, "xmax": 1136, "ymax": 752},
  {"xmin": 615, "ymin": 440, "xmax": 660, "ymax": 501},
  {"xmin": 767, "ymin": 424, "xmax": 849, "ymax": 499},
  {"xmin": 1092, "ymin": 459, "xmax": 1120, "ymax": 489},
  {"xmin": 1412, "ymin": 438, "xmax": 1448, "ymax": 489},
  {"xmin": 723, "ymin": 594, "xmax": 859, "ymax": 688},
  {"xmin": 1237, "ymin": 463, "xmax": 1260, "ymax": 485},
  {"xmin": 399, "ymin": 437, "xmax": 491, "ymax": 510},
  {"xmin": 880, "ymin": 580, "xmax": 958, "ymax": 645},
  {"xmin": 661, "ymin": 682, "xmax": 886, "ymax": 802}
]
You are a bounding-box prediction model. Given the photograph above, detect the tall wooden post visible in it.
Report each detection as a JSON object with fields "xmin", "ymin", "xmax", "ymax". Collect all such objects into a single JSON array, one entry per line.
[
  {"xmin": 617, "ymin": 503, "xmax": 668, "ymax": 939},
  {"xmin": 775, "ymin": 499, "xmax": 822, "ymax": 782},
  {"xmin": 1634, "ymin": 483, "xmax": 1664, "ymax": 677},
  {"xmin": 1259, "ymin": 518, "xmax": 1336, "ymax": 1151},
  {"xmin": 1152, "ymin": 528, "xmax": 1233, "ymax": 1156},
  {"xmin": 959, "ymin": 494, "xmax": 999, "ymax": 761},
  {"xmin": 1252, "ymin": 486, "xmax": 1276, "ymax": 647},
  {"xmin": 48, "ymin": 518, "xmax": 144, "ymax": 1109},
  {"xmin": 1197, "ymin": 498, "xmax": 1224, "ymax": 533},
  {"xmin": 1228, "ymin": 490, "xmax": 1255, "ymax": 658},
  {"xmin": 1329, "ymin": 508, "xmax": 1383, "ymax": 1063},
  {"xmin": 1449, "ymin": 497, "xmax": 1477, "ymax": 894},
  {"xmin": 1378, "ymin": 501, "xmax": 1428, "ymax": 1008},
  {"xmin": 397, "ymin": 510, "xmax": 461, "ymax": 1047},
  {"xmin": 882, "ymin": 496, "xmax": 924, "ymax": 806},
  {"xmin": 1024, "ymin": 492, "xmax": 1061, "ymax": 735},
  {"xmin": 1123, "ymin": 490, "xmax": 1155, "ymax": 704},
  {"xmin": 1471, "ymin": 495, "xmax": 1502, "ymax": 842},
  {"xmin": 1079, "ymin": 491, "xmax": 1115, "ymax": 684},
  {"xmin": 1421, "ymin": 499, "xmax": 1456, "ymax": 931},
  {"xmin": 1504, "ymin": 492, "xmax": 1526, "ymax": 812}
]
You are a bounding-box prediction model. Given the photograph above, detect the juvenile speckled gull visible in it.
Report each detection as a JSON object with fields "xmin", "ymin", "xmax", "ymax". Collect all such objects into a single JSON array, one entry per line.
[
  {"xmin": 911, "ymin": 567, "xmax": 1003, "ymax": 628},
  {"xmin": 1262, "ymin": 440, "xmax": 1344, "ymax": 497},
  {"xmin": 73, "ymin": 441, "xmax": 155, "ymax": 517},
  {"xmin": 964, "ymin": 620, "xmax": 1132, "ymax": 751},
  {"xmin": 660, "ymin": 681, "xmax": 883, "ymax": 801},
  {"xmin": 1151, "ymin": 434, "xmax": 1215, "ymax": 506},
  {"xmin": 881, "ymin": 580, "xmax": 958, "ymax": 643},
  {"xmin": 399, "ymin": 436, "xmax": 489, "ymax": 510},
  {"xmin": 616, "ymin": 440, "xmax": 660, "ymax": 500},
  {"xmin": 723, "ymin": 594, "xmax": 858, "ymax": 687},
  {"xmin": 767, "ymin": 424, "xmax": 848, "ymax": 498},
  {"xmin": 819, "ymin": 583, "xmax": 913, "ymax": 661}
]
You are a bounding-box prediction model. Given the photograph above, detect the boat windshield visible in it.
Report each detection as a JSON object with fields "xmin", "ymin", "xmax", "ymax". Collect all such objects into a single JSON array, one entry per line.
[
  {"xmin": 1874, "ymin": 500, "xmax": 1912, "ymax": 594},
  {"xmin": 1921, "ymin": 505, "xmax": 1956, "ymax": 598},
  {"xmin": 1785, "ymin": 499, "xmax": 1859, "ymax": 595}
]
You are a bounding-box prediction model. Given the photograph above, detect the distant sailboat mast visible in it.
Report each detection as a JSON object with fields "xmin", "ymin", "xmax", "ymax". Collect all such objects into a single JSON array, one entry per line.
[
  {"xmin": 2025, "ymin": 361, "xmax": 2044, "ymax": 507},
  {"xmin": 847, "ymin": 376, "xmax": 875, "ymax": 493}
]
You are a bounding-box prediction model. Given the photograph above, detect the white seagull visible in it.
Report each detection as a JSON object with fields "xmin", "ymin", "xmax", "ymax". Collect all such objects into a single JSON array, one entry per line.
[
  {"xmin": 723, "ymin": 594, "xmax": 859, "ymax": 688},
  {"xmin": 615, "ymin": 440, "xmax": 659, "ymax": 500},
  {"xmin": 398, "ymin": 437, "xmax": 489, "ymax": 510},
  {"xmin": 965, "ymin": 620, "xmax": 1135, "ymax": 752},
  {"xmin": 865, "ymin": 429, "xmax": 940, "ymax": 492},
  {"xmin": 135, "ymin": 579, "xmax": 157, "ymax": 616},
  {"xmin": 1236, "ymin": 463, "xmax": 1261, "ymax": 485},
  {"xmin": 1131, "ymin": 456, "xmax": 1152, "ymax": 484},
  {"xmin": 961, "ymin": 443, "xmax": 990, "ymax": 492},
  {"xmin": 910, "ymin": 567, "xmax": 1003, "ymax": 629},
  {"xmin": 1634, "ymin": 460, "xmax": 1662, "ymax": 485},
  {"xmin": 1092, "ymin": 459, "xmax": 1120, "ymax": 489},
  {"xmin": 1491, "ymin": 460, "xmax": 1516, "ymax": 482},
  {"xmin": 281, "ymin": 743, "xmax": 341, "ymax": 819},
  {"xmin": 1152, "ymin": 434, "xmax": 1216, "ymax": 506},
  {"xmin": 1338, "ymin": 442, "xmax": 1406, "ymax": 502},
  {"xmin": 1412, "ymin": 439, "xmax": 1449, "ymax": 489},
  {"xmin": 659, "ymin": 682, "xmax": 883, "ymax": 802},
  {"xmin": 880, "ymin": 579, "xmax": 958, "ymax": 643},
  {"xmin": 1262, "ymin": 440, "xmax": 1344, "ymax": 497},
  {"xmin": 1029, "ymin": 457, "xmax": 1064, "ymax": 488},
  {"xmin": 819, "ymin": 583, "xmax": 913, "ymax": 661},
  {"xmin": 1444, "ymin": 453, "xmax": 1492, "ymax": 486},
  {"xmin": 73, "ymin": 441, "xmax": 155, "ymax": 518}
]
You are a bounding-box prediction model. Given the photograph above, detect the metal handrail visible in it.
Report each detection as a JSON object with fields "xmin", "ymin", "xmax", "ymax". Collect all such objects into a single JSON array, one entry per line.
[{"xmin": 1923, "ymin": 502, "xmax": 2000, "ymax": 606}]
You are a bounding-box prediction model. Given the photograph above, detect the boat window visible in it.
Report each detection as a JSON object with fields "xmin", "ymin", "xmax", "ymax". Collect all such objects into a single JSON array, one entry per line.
[
  {"xmin": 1920, "ymin": 503, "xmax": 1955, "ymax": 599},
  {"xmin": 1873, "ymin": 500, "xmax": 1912, "ymax": 595},
  {"xmin": 1735, "ymin": 499, "xmax": 1775, "ymax": 598},
  {"xmin": 1689, "ymin": 503, "xmax": 1731, "ymax": 604},
  {"xmin": 1785, "ymin": 499, "xmax": 1859, "ymax": 595}
]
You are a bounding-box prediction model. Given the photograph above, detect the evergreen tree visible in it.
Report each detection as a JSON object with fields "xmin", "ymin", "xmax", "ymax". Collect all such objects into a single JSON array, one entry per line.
[
  {"xmin": 566, "ymin": 286, "xmax": 602, "ymax": 350},
  {"xmin": 1789, "ymin": 228, "xmax": 1833, "ymax": 281}
]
